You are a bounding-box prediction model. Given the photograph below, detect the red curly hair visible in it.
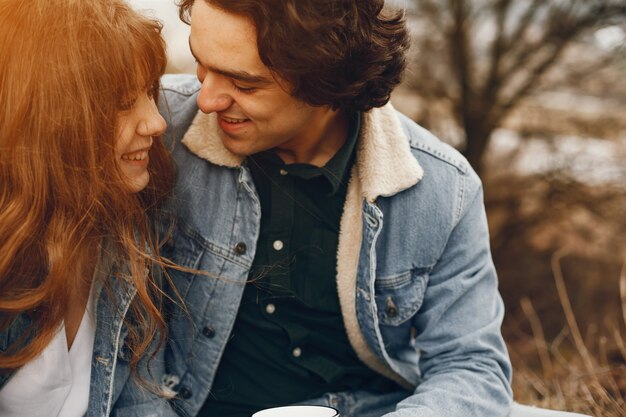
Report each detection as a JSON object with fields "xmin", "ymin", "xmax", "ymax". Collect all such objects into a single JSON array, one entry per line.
[{"xmin": 0, "ymin": 0, "xmax": 174, "ymax": 374}]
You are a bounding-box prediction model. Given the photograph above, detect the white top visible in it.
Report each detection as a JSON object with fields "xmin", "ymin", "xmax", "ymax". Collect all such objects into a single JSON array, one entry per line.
[{"xmin": 0, "ymin": 289, "xmax": 96, "ymax": 417}]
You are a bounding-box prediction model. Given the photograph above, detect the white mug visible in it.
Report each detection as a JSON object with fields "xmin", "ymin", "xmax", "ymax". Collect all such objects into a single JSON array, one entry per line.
[{"xmin": 252, "ymin": 405, "xmax": 340, "ymax": 417}]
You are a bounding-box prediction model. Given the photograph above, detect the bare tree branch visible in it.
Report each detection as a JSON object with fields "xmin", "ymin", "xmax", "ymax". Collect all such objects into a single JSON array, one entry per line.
[
  {"xmin": 446, "ymin": 0, "xmax": 475, "ymax": 118},
  {"xmin": 503, "ymin": 0, "xmax": 546, "ymax": 51},
  {"xmin": 547, "ymin": 53, "xmax": 622, "ymax": 91},
  {"xmin": 482, "ymin": 0, "xmax": 512, "ymax": 105},
  {"xmin": 405, "ymin": 0, "xmax": 626, "ymax": 174},
  {"xmin": 494, "ymin": 42, "xmax": 569, "ymax": 124}
]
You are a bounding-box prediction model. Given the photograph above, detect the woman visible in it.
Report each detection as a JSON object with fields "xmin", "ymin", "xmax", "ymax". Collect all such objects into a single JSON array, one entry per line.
[{"xmin": 0, "ymin": 0, "xmax": 177, "ymax": 415}]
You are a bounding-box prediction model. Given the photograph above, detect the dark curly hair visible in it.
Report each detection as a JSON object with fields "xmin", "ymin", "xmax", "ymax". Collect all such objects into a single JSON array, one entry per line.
[{"xmin": 179, "ymin": 0, "xmax": 410, "ymax": 112}]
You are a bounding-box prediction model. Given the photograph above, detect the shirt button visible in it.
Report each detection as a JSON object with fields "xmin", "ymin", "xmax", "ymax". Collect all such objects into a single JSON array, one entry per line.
[
  {"xmin": 272, "ymin": 240, "xmax": 284, "ymax": 251},
  {"xmin": 234, "ymin": 242, "xmax": 247, "ymax": 255},
  {"xmin": 292, "ymin": 347, "xmax": 302, "ymax": 358},
  {"xmin": 265, "ymin": 303, "xmax": 276, "ymax": 314},
  {"xmin": 279, "ymin": 169, "xmax": 288, "ymax": 176}
]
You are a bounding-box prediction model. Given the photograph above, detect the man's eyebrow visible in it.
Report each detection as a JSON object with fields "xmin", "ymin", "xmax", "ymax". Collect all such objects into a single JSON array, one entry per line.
[{"xmin": 188, "ymin": 37, "xmax": 273, "ymax": 86}]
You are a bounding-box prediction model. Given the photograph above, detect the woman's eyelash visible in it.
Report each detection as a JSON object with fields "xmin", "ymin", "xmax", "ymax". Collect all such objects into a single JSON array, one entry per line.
[{"xmin": 119, "ymin": 98, "xmax": 136, "ymax": 111}]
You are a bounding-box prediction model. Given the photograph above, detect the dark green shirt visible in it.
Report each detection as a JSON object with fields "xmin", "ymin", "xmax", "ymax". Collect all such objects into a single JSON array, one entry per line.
[{"xmin": 199, "ymin": 113, "xmax": 396, "ymax": 417}]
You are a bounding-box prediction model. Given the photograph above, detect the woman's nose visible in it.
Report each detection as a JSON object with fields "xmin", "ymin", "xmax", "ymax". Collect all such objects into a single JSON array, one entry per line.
[{"xmin": 137, "ymin": 99, "xmax": 167, "ymax": 137}]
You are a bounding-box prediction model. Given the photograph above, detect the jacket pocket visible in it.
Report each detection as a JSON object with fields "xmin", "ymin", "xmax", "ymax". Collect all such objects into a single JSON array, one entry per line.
[{"xmin": 374, "ymin": 269, "xmax": 428, "ymax": 326}]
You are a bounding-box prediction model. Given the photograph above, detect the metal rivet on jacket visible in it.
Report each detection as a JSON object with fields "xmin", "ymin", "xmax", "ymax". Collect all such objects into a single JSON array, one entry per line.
[
  {"xmin": 179, "ymin": 387, "xmax": 192, "ymax": 399},
  {"xmin": 386, "ymin": 296, "xmax": 399, "ymax": 318},
  {"xmin": 234, "ymin": 242, "xmax": 247, "ymax": 255},
  {"xmin": 202, "ymin": 326, "xmax": 216, "ymax": 338}
]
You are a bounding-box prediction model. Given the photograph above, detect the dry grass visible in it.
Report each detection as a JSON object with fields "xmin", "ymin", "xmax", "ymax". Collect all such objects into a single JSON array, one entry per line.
[
  {"xmin": 506, "ymin": 250, "xmax": 626, "ymax": 416},
  {"xmin": 481, "ymin": 164, "xmax": 626, "ymax": 415}
]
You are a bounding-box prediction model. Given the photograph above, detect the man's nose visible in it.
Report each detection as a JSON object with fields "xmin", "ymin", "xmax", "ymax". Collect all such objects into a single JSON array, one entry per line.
[{"xmin": 197, "ymin": 73, "xmax": 233, "ymax": 114}]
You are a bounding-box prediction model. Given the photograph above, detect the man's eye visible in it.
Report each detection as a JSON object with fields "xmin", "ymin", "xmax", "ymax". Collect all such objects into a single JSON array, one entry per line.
[{"xmin": 234, "ymin": 84, "xmax": 256, "ymax": 94}]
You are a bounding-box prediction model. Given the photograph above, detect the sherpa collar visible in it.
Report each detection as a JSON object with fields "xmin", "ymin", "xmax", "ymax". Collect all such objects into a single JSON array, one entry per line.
[{"xmin": 181, "ymin": 102, "xmax": 424, "ymax": 201}]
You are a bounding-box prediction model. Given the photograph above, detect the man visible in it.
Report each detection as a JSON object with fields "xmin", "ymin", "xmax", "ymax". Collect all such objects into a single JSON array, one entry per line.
[{"xmin": 158, "ymin": 0, "xmax": 513, "ymax": 416}]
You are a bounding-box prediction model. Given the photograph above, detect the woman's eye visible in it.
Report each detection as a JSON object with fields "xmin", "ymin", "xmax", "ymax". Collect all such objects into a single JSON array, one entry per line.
[
  {"xmin": 148, "ymin": 84, "xmax": 159, "ymax": 99},
  {"xmin": 119, "ymin": 97, "xmax": 137, "ymax": 111}
]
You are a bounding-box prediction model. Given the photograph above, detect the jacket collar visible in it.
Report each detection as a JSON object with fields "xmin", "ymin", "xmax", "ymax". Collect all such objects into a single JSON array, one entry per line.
[{"xmin": 181, "ymin": 102, "xmax": 424, "ymax": 202}]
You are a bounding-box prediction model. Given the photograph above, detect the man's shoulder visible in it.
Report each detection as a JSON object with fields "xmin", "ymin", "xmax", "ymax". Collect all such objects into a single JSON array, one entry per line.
[
  {"xmin": 161, "ymin": 73, "xmax": 201, "ymax": 98},
  {"xmin": 394, "ymin": 111, "xmax": 479, "ymax": 187},
  {"xmin": 159, "ymin": 74, "xmax": 201, "ymax": 122},
  {"xmin": 386, "ymin": 110, "xmax": 484, "ymax": 219},
  {"xmin": 159, "ymin": 74, "xmax": 201, "ymax": 145}
]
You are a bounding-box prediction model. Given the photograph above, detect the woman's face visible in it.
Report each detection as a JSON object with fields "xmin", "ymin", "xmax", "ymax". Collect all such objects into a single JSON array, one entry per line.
[{"xmin": 114, "ymin": 91, "xmax": 166, "ymax": 193}]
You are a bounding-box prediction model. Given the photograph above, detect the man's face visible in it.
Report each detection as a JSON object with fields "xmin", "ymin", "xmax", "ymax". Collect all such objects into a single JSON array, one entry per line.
[{"xmin": 189, "ymin": 0, "xmax": 329, "ymax": 158}]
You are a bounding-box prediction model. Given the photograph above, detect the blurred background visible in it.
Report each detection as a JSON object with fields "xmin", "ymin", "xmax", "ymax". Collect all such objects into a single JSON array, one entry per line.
[{"xmin": 129, "ymin": 1, "xmax": 626, "ymax": 415}]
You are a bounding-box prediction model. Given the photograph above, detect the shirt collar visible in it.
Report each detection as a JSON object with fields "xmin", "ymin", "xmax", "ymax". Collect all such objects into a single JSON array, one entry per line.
[
  {"xmin": 320, "ymin": 111, "xmax": 360, "ymax": 194},
  {"xmin": 182, "ymin": 103, "xmax": 423, "ymax": 203},
  {"xmin": 252, "ymin": 112, "xmax": 361, "ymax": 196}
]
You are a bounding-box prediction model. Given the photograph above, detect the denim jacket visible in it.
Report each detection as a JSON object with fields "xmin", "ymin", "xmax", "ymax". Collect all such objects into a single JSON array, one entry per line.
[
  {"xmin": 159, "ymin": 74, "xmax": 513, "ymax": 417},
  {"xmin": 0, "ymin": 248, "xmax": 176, "ymax": 417}
]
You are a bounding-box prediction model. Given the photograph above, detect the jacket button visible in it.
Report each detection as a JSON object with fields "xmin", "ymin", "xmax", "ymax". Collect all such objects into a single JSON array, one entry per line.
[
  {"xmin": 164, "ymin": 236, "xmax": 174, "ymax": 250},
  {"xmin": 386, "ymin": 296, "xmax": 398, "ymax": 318},
  {"xmin": 234, "ymin": 242, "xmax": 247, "ymax": 255},
  {"xmin": 179, "ymin": 387, "xmax": 192, "ymax": 399},
  {"xmin": 202, "ymin": 326, "xmax": 216, "ymax": 338}
]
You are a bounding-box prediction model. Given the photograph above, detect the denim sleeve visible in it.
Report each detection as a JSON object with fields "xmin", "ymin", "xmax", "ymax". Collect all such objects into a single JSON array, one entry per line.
[{"xmin": 386, "ymin": 173, "xmax": 513, "ymax": 417}]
